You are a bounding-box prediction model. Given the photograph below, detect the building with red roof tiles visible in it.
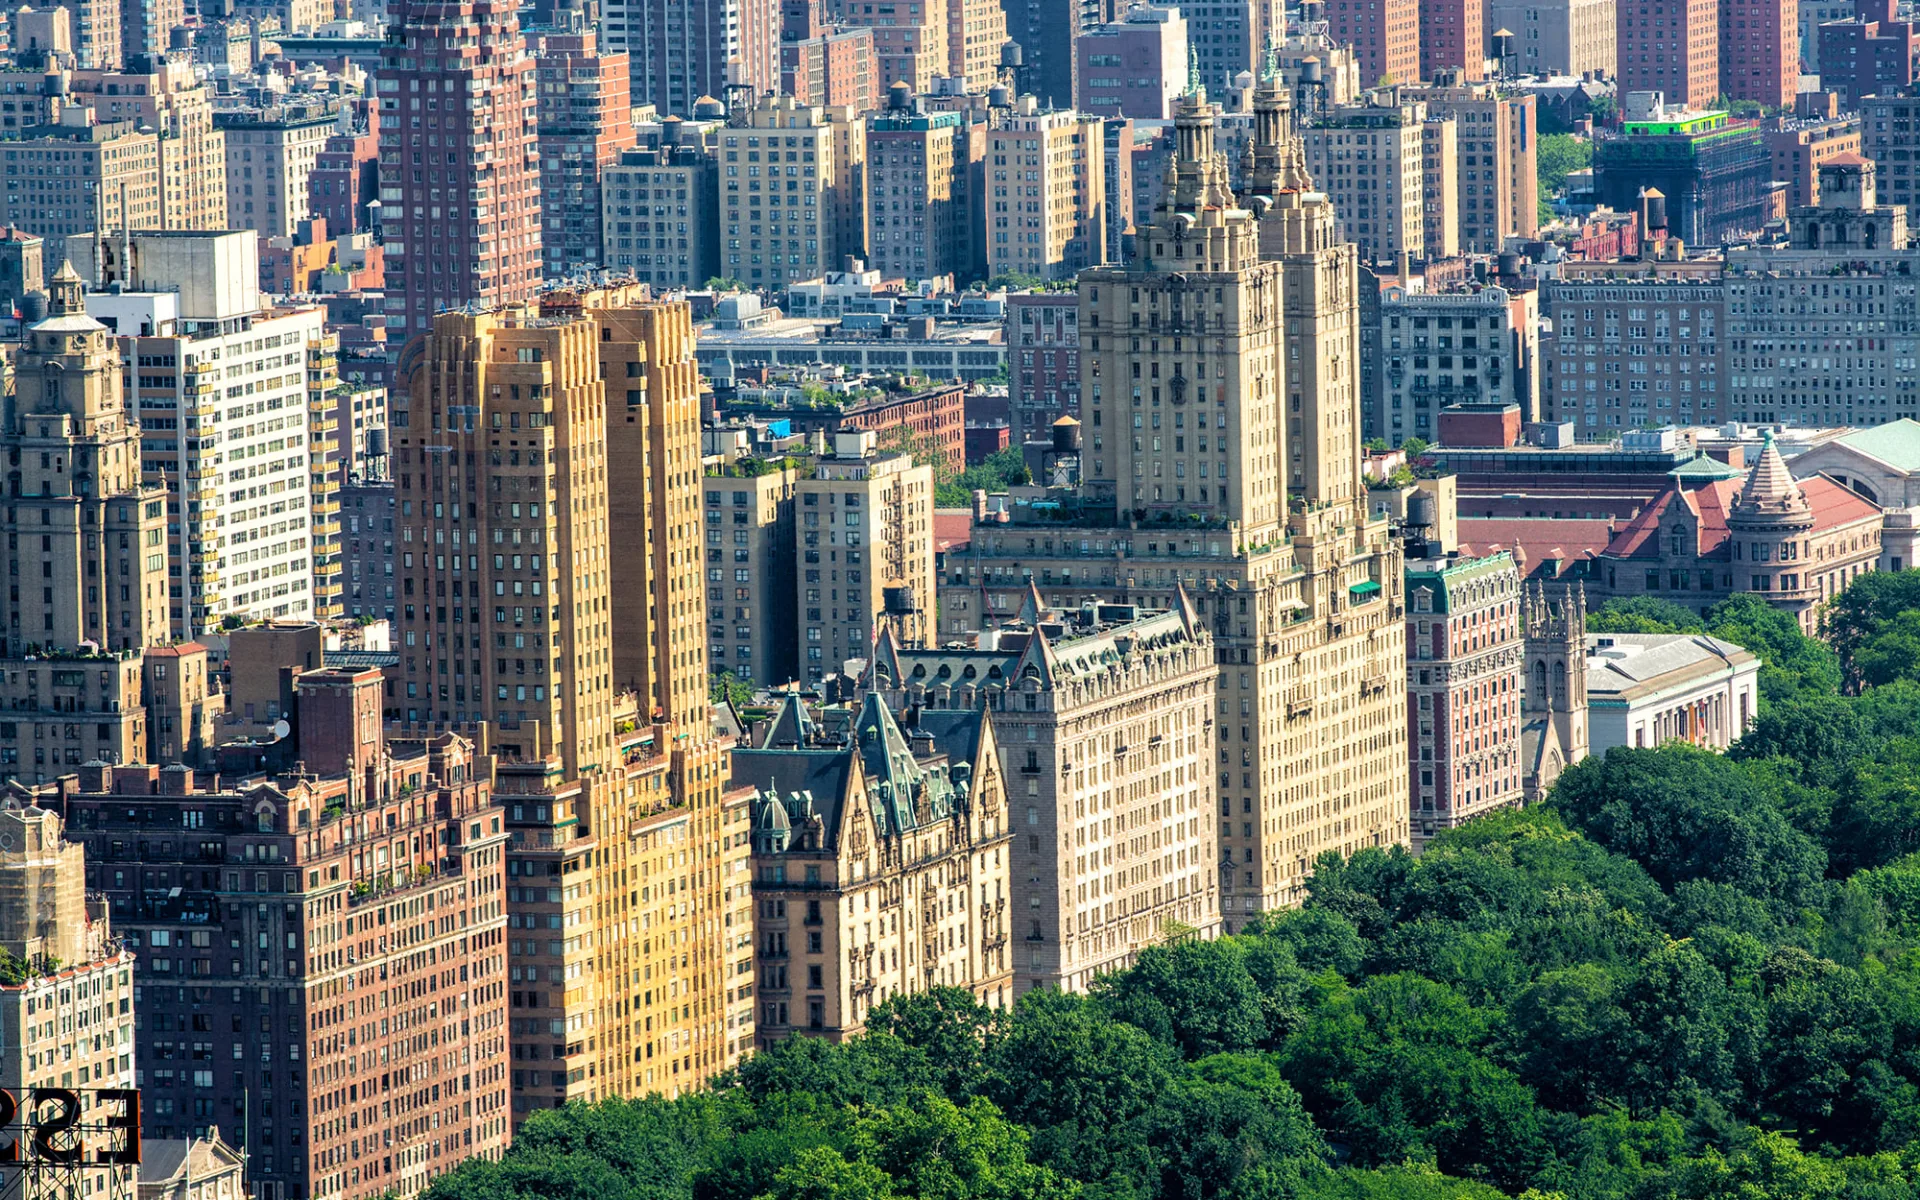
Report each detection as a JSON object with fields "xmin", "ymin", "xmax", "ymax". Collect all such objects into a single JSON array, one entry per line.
[{"xmin": 1590, "ymin": 437, "xmax": 1885, "ymax": 632}]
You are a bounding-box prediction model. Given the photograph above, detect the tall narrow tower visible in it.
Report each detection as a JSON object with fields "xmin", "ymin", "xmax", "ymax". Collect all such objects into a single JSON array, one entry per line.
[
  {"xmin": 3, "ymin": 262, "xmax": 169, "ymax": 656},
  {"xmin": 378, "ymin": 0, "xmax": 544, "ymax": 342},
  {"xmin": 1521, "ymin": 582, "xmax": 1589, "ymax": 801}
]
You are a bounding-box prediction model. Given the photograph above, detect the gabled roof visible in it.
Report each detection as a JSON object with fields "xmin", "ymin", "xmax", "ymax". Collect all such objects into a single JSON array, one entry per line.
[
  {"xmin": 1826, "ymin": 418, "xmax": 1920, "ymax": 474},
  {"xmin": 1602, "ymin": 478, "xmax": 1741, "ymax": 560},
  {"xmin": 759, "ymin": 691, "xmax": 816, "ymax": 749}
]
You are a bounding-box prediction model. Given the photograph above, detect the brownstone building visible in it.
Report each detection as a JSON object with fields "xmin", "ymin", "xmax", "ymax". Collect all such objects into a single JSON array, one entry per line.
[{"xmin": 38, "ymin": 664, "xmax": 512, "ymax": 1200}]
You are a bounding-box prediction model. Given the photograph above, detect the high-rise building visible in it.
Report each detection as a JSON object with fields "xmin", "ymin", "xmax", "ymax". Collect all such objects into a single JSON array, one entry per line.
[
  {"xmin": 602, "ymin": 125, "xmax": 721, "ymax": 288},
  {"xmin": 1302, "ymin": 93, "xmax": 1428, "ymax": 267},
  {"xmin": 0, "ymin": 116, "xmax": 160, "ymax": 264},
  {"xmin": 0, "ymin": 804, "xmax": 137, "ymax": 1167},
  {"xmin": 618, "ymin": 0, "xmax": 779, "ymax": 118},
  {"xmin": 1006, "ymin": 290, "xmax": 1080, "ymax": 446},
  {"xmin": 1375, "ymin": 285, "xmax": 1538, "ymax": 442},
  {"xmin": 1592, "ymin": 103, "xmax": 1770, "ymax": 245},
  {"xmin": 999, "ymin": 0, "xmax": 1098, "ymax": 110},
  {"xmin": 50, "ymin": 0, "xmax": 120, "ymax": 68},
  {"xmin": 342, "ymin": 479, "xmax": 396, "ymax": 621},
  {"xmin": 783, "ymin": 27, "xmax": 879, "ymax": 112},
  {"xmin": 534, "ymin": 25, "xmax": 634, "ymax": 279},
  {"xmin": 71, "ymin": 58, "xmax": 227, "ymax": 232},
  {"xmin": 119, "ymin": 0, "xmax": 181, "ymax": 58},
  {"xmin": 308, "ymin": 330, "xmax": 345, "ymax": 620},
  {"xmin": 717, "ymin": 98, "xmax": 857, "ymax": 290},
  {"xmin": 985, "ymin": 99, "xmax": 1107, "ymax": 282},
  {"xmin": 1817, "ymin": 0, "xmax": 1916, "ymax": 106},
  {"xmin": 46, "ymin": 669, "xmax": 512, "ymax": 1200},
  {"xmin": 1862, "ymin": 93, "xmax": 1920, "ymax": 213},
  {"xmin": 873, "ymin": 598, "xmax": 1217, "ymax": 995},
  {"xmin": 1075, "ymin": 3, "xmax": 1187, "ymax": 120},
  {"xmin": 1799, "ymin": 0, "xmax": 1857, "ymax": 73},
  {"xmin": 215, "ymin": 96, "xmax": 341, "ymax": 240},
  {"xmin": 1540, "ymin": 258, "xmax": 1726, "ymax": 435},
  {"xmin": 378, "ymin": 0, "xmax": 542, "ymax": 341},
  {"xmin": 1720, "ymin": 0, "xmax": 1797, "ymax": 108},
  {"xmin": 1420, "ymin": 116, "xmax": 1460, "ymax": 261},
  {"xmin": 703, "ymin": 463, "xmax": 799, "ymax": 686},
  {"xmin": 948, "ymin": 75, "xmax": 1409, "ymax": 917},
  {"xmin": 1618, "ymin": 0, "xmax": 1719, "ymax": 107},
  {"xmin": 77, "ymin": 231, "xmax": 325, "ymax": 637},
  {"xmin": 1766, "ymin": 113, "xmax": 1861, "ymax": 209},
  {"xmin": 739, "ymin": 692, "xmax": 1015, "ymax": 1035},
  {"xmin": 867, "ymin": 91, "xmax": 982, "ymax": 282},
  {"xmin": 1725, "ymin": 156, "xmax": 1919, "ymax": 427},
  {"xmin": 836, "ymin": 0, "xmax": 951, "ymax": 91},
  {"xmin": 1421, "ymin": 0, "xmax": 1485, "ymax": 81},
  {"xmin": 1407, "ymin": 81, "xmax": 1538, "ymax": 253},
  {"xmin": 948, "ymin": 0, "xmax": 1006, "ymax": 91},
  {"xmin": 1404, "ymin": 549, "xmax": 1525, "ymax": 851},
  {"xmin": 0, "ymin": 261, "xmax": 180, "ymax": 779},
  {"xmin": 394, "ymin": 288, "xmax": 754, "ymax": 1115},
  {"xmin": 1323, "ymin": 0, "xmax": 1419, "ymax": 86},
  {"xmin": 795, "ymin": 431, "xmax": 935, "ymax": 682},
  {"xmin": 308, "ymin": 104, "xmax": 380, "ymax": 237},
  {"xmin": 1488, "ymin": 0, "xmax": 1617, "ymax": 79}
]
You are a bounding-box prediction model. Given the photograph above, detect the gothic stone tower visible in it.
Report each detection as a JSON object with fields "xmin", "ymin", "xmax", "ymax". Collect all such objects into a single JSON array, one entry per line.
[{"xmin": 1521, "ymin": 581, "xmax": 1589, "ymax": 802}]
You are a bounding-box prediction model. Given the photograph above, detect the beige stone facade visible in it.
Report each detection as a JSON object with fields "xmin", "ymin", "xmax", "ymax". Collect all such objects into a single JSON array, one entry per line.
[
  {"xmin": 719, "ymin": 99, "xmax": 856, "ymax": 291},
  {"xmin": 1489, "ymin": 0, "xmax": 1617, "ymax": 81},
  {"xmin": 739, "ymin": 693, "xmax": 1013, "ymax": 1039},
  {"xmin": 217, "ymin": 99, "xmax": 337, "ymax": 240},
  {"xmin": 986, "ymin": 103, "xmax": 1107, "ymax": 283},
  {"xmin": 1421, "ymin": 117, "xmax": 1460, "ymax": 262},
  {"xmin": 70, "ymin": 61, "xmax": 228, "ymax": 232},
  {"xmin": 1406, "ymin": 82, "xmax": 1539, "ymax": 254},
  {"xmin": 1303, "ymin": 94, "xmax": 1427, "ymax": 267},
  {"xmin": 797, "ymin": 433, "xmax": 935, "ymax": 683},
  {"xmin": 945, "ymin": 80, "xmax": 1408, "ymax": 917},
  {"xmin": 0, "ymin": 118, "xmax": 159, "ymax": 265},
  {"xmin": 875, "ymin": 598, "xmax": 1219, "ymax": 993}
]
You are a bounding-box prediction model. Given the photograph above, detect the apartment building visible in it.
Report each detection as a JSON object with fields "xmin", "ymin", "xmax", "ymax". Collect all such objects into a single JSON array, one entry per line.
[
  {"xmin": 77, "ymin": 230, "xmax": 324, "ymax": 637},
  {"xmin": 215, "ymin": 97, "xmax": 339, "ymax": 240},
  {"xmin": 0, "ymin": 115, "xmax": 159, "ymax": 264},
  {"xmin": 534, "ymin": 28, "xmax": 634, "ymax": 278},
  {"xmin": 1324, "ymin": 0, "xmax": 1418, "ymax": 86},
  {"xmin": 948, "ymin": 0, "xmax": 1006, "ymax": 91},
  {"xmin": 44, "ymin": 667, "xmax": 512, "ymax": 1200},
  {"xmin": 1724, "ymin": 157, "xmax": 1920, "ymax": 427},
  {"xmin": 0, "ymin": 803, "xmax": 137, "ymax": 1171},
  {"xmin": 341, "ymin": 480, "xmax": 395, "ymax": 621},
  {"xmin": 1618, "ymin": 0, "xmax": 1719, "ymax": 107},
  {"xmin": 837, "ymin": 0, "xmax": 948, "ymax": 91},
  {"xmin": 718, "ymin": 98, "xmax": 858, "ymax": 291},
  {"xmin": 602, "ymin": 126, "xmax": 721, "ymax": 289},
  {"xmin": 985, "ymin": 100, "xmax": 1107, "ymax": 283},
  {"xmin": 1421, "ymin": 117, "xmax": 1460, "ymax": 261},
  {"xmin": 1766, "ymin": 115, "xmax": 1862, "ymax": 210},
  {"xmin": 1006, "ymin": 291, "xmax": 1080, "ymax": 446},
  {"xmin": 795, "ymin": 431, "xmax": 935, "ymax": 682},
  {"xmin": 70, "ymin": 58, "xmax": 227, "ymax": 231},
  {"xmin": 1720, "ymin": 0, "xmax": 1797, "ymax": 108},
  {"xmin": 875, "ymin": 598, "xmax": 1218, "ymax": 994},
  {"xmin": 1421, "ymin": 0, "xmax": 1484, "ymax": 81},
  {"xmin": 1404, "ymin": 549, "xmax": 1525, "ymax": 851},
  {"xmin": 1488, "ymin": 0, "xmax": 1617, "ymax": 79},
  {"xmin": 1408, "ymin": 81, "xmax": 1538, "ymax": 254},
  {"xmin": 867, "ymin": 96, "xmax": 982, "ymax": 284},
  {"xmin": 738, "ymin": 692, "xmax": 1014, "ymax": 1039},
  {"xmin": 704, "ymin": 464, "xmax": 799, "ymax": 687},
  {"xmin": 1376, "ymin": 285, "xmax": 1538, "ymax": 443},
  {"xmin": 618, "ymin": 0, "xmax": 778, "ymax": 117},
  {"xmin": 1541, "ymin": 265, "xmax": 1726, "ymax": 434},
  {"xmin": 1302, "ymin": 93, "xmax": 1427, "ymax": 267}
]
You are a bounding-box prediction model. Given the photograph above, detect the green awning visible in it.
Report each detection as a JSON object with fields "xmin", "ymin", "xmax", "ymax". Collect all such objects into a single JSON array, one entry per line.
[{"xmin": 1349, "ymin": 580, "xmax": 1382, "ymax": 599}]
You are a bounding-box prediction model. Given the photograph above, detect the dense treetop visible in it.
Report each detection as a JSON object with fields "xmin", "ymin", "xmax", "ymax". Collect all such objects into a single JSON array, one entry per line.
[{"xmin": 420, "ymin": 584, "xmax": 1920, "ymax": 1200}]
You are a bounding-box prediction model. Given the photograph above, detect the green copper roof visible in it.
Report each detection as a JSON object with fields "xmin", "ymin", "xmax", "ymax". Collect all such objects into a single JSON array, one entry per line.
[
  {"xmin": 1835, "ymin": 419, "xmax": 1920, "ymax": 472},
  {"xmin": 1670, "ymin": 451, "xmax": 1743, "ymax": 483}
]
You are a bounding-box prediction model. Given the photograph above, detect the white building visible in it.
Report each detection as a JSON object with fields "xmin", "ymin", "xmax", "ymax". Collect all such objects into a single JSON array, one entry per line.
[
  {"xmin": 1584, "ymin": 632, "xmax": 1760, "ymax": 755},
  {"xmin": 73, "ymin": 230, "xmax": 324, "ymax": 636}
]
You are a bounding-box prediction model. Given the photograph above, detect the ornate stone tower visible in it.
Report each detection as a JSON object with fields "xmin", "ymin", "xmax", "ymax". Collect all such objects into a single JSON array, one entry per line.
[
  {"xmin": 1521, "ymin": 581, "xmax": 1590, "ymax": 802},
  {"xmin": 2, "ymin": 260, "xmax": 168, "ymax": 655}
]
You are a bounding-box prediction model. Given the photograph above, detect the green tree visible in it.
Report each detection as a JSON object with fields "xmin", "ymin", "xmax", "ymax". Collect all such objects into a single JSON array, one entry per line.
[
  {"xmin": 1821, "ymin": 570, "xmax": 1920, "ymax": 691},
  {"xmin": 1536, "ymin": 134, "xmax": 1593, "ymax": 198},
  {"xmin": 1093, "ymin": 938, "xmax": 1270, "ymax": 1058},
  {"xmin": 1586, "ymin": 596, "xmax": 1705, "ymax": 635}
]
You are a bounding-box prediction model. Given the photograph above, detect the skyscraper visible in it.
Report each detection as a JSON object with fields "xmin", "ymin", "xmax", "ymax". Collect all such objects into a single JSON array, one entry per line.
[
  {"xmin": 1323, "ymin": 0, "xmax": 1419, "ymax": 86},
  {"xmin": 378, "ymin": 0, "xmax": 543, "ymax": 340},
  {"xmin": 1421, "ymin": 0, "xmax": 1485, "ymax": 80},
  {"xmin": 949, "ymin": 76, "xmax": 1409, "ymax": 924},
  {"xmin": 1720, "ymin": 0, "xmax": 1797, "ymax": 110},
  {"xmin": 394, "ymin": 288, "xmax": 754, "ymax": 1116},
  {"xmin": 619, "ymin": 0, "xmax": 780, "ymax": 117},
  {"xmin": 534, "ymin": 21, "xmax": 634, "ymax": 278}
]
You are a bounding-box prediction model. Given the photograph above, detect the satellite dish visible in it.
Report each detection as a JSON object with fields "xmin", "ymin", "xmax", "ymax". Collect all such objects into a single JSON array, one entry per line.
[{"xmin": 271, "ymin": 720, "xmax": 291, "ymax": 740}]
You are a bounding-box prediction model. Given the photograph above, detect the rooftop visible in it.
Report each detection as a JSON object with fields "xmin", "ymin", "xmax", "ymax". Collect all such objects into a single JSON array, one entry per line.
[{"xmin": 1584, "ymin": 633, "xmax": 1757, "ymax": 702}]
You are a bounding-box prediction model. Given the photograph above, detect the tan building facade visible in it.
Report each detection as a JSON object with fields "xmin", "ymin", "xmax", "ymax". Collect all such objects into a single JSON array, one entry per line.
[
  {"xmin": 796, "ymin": 432, "xmax": 935, "ymax": 683},
  {"xmin": 71, "ymin": 61, "xmax": 228, "ymax": 232},
  {"xmin": 217, "ymin": 99, "xmax": 337, "ymax": 240},
  {"xmin": 986, "ymin": 102, "xmax": 1107, "ymax": 283},
  {"xmin": 1407, "ymin": 82, "xmax": 1539, "ymax": 254},
  {"xmin": 719, "ymin": 98, "xmax": 852, "ymax": 290},
  {"xmin": 875, "ymin": 598, "xmax": 1219, "ymax": 994},
  {"xmin": 0, "ymin": 117, "xmax": 159, "ymax": 264},
  {"xmin": 1303, "ymin": 94, "xmax": 1426, "ymax": 267},
  {"xmin": 1421, "ymin": 117, "xmax": 1460, "ymax": 262},
  {"xmin": 1489, "ymin": 0, "xmax": 1617, "ymax": 80},
  {"xmin": 740, "ymin": 692, "xmax": 1013, "ymax": 1038}
]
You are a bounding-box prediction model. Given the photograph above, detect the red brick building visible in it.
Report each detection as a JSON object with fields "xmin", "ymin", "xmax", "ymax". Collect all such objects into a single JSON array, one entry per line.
[
  {"xmin": 1005, "ymin": 292, "xmax": 1080, "ymax": 448},
  {"xmin": 1326, "ymin": 0, "xmax": 1420, "ymax": 86},
  {"xmin": 1420, "ymin": 0, "xmax": 1485, "ymax": 82},
  {"xmin": 1720, "ymin": 0, "xmax": 1797, "ymax": 109},
  {"xmin": 308, "ymin": 102, "xmax": 378, "ymax": 238},
  {"xmin": 1817, "ymin": 1, "xmax": 1917, "ymax": 106},
  {"xmin": 40, "ymin": 666, "xmax": 511, "ymax": 1200},
  {"xmin": 378, "ymin": 0, "xmax": 544, "ymax": 341},
  {"xmin": 1618, "ymin": 0, "xmax": 1720, "ymax": 108},
  {"xmin": 535, "ymin": 30, "xmax": 635, "ymax": 278},
  {"xmin": 782, "ymin": 28, "xmax": 878, "ymax": 112}
]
